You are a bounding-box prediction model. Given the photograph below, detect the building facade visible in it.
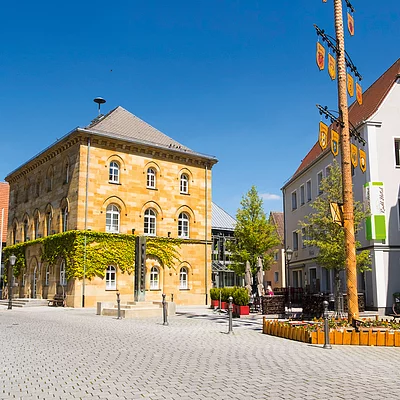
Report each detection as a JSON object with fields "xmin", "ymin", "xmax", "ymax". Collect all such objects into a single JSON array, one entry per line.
[
  {"xmin": 282, "ymin": 59, "xmax": 400, "ymax": 314},
  {"xmin": 0, "ymin": 182, "xmax": 10, "ymax": 298},
  {"xmin": 264, "ymin": 211, "xmax": 285, "ymax": 290},
  {"xmin": 5, "ymin": 106, "xmax": 217, "ymax": 307}
]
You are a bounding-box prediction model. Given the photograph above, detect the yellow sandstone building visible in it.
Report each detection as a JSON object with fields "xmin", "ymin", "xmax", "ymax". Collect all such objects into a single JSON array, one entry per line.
[{"xmin": 5, "ymin": 106, "xmax": 217, "ymax": 307}]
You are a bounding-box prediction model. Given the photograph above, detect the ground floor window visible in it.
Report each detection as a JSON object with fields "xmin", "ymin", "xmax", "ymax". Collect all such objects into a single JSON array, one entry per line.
[
  {"xmin": 106, "ymin": 266, "xmax": 116, "ymax": 290},
  {"xmin": 150, "ymin": 266, "xmax": 159, "ymax": 290},
  {"xmin": 179, "ymin": 267, "xmax": 188, "ymax": 289}
]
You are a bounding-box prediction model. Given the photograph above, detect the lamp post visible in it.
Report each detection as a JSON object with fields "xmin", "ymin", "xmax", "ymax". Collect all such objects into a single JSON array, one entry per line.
[
  {"xmin": 285, "ymin": 247, "xmax": 293, "ymax": 318},
  {"xmin": 8, "ymin": 254, "xmax": 16, "ymax": 310}
]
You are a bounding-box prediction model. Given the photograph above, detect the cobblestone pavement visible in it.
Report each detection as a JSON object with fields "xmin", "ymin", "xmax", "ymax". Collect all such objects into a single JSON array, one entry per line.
[{"xmin": 1, "ymin": 306, "xmax": 400, "ymax": 400}]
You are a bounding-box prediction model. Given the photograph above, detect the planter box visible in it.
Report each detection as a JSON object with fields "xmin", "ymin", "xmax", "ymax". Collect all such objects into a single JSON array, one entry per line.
[
  {"xmin": 211, "ymin": 299, "xmax": 219, "ymax": 308},
  {"xmin": 234, "ymin": 304, "xmax": 250, "ymax": 317}
]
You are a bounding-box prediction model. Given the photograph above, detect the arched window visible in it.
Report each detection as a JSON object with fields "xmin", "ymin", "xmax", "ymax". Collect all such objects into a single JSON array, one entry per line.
[
  {"xmin": 45, "ymin": 265, "xmax": 50, "ymax": 286},
  {"xmin": 61, "ymin": 205, "xmax": 68, "ymax": 232},
  {"xmin": 144, "ymin": 209, "xmax": 156, "ymax": 236},
  {"xmin": 150, "ymin": 266, "xmax": 159, "ymax": 290},
  {"xmin": 34, "ymin": 213, "xmax": 40, "ymax": 239},
  {"xmin": 106, "ymin": 204, "xmax": 120, "ymax": 233},
  {"xmin": 46, "ymin": 168, "xmax": 53, "ymax": 192},
  {"xmin": 178, "ymin": 212, "xmax": 189, "ymax": 238},
  {"xmin": 46, "ymin": 211, "xmax": 52, "ymax": 236},
  {"xmin": 12, "ymin": 223, "xmax": 17, "ymax": 244},
  {"xmin": 23, "ymin": 219, "xmax": 29, "ymax": 242},
  {"xmin": 147, "ymin": 168, "xmax": 156, "ymax": 189},
  {"xmin": 106, "ymin": 266, "xmax": 116, "ymax": 290},
  {"xmin": 180, "ymin": 267, "xmax": 188, "ymax": 289},
  {"xmin": 109, "ymin": 161, "xmax": 120, "ymax": 183},
  {"xmin": 180, "ymin": 174, "xmax": 189, "ymax": 194},
  {"xmin": 64, "ymin": 161, "xmax": 70, "ymax": 184},
  {"xmin": 60, "ymin": 260, "xmax": 67, "ymax": 286}
]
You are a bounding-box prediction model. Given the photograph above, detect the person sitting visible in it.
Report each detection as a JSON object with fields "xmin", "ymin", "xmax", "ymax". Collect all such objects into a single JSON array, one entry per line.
[{"xmin": 266, "ymin": 285, "xmax": 274, "ymax": 297}]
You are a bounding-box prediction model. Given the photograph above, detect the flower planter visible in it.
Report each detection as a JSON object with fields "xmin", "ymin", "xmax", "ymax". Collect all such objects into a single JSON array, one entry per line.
[
  {"xmin": 211, "ymin": 299, "xmax": 219, "ymax": 308},
  {"xmin": 234, "ymin": 304, "xmax": 250, "ymax": 317},
  {"xmin": 220, "ymin": 301, "xmax": 227, "ymax": 310}
]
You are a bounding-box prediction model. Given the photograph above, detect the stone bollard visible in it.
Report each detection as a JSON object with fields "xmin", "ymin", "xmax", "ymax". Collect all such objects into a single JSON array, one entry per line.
[
  {"xmin": 162, "ymin": 293, "xmax": 168, "ymax": 326},
  {"xmin": 228, "ymin": 296, "xmax": 233, "ymax": 334},
  {"xmin": 323, "ymin": 300, "xmax": 332, "ymax": 349},
  {"xmin": 117, "ymin": 292, "xmax": 121, "ymax": 320}
]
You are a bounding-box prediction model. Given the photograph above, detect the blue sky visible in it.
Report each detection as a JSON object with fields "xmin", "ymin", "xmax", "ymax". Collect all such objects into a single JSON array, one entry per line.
[{"xmin": 1, "ymin": 0, "xmax": 399, "ymax": 217}]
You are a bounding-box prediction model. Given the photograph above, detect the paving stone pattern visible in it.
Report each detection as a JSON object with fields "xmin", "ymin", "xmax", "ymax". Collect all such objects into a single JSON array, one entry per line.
[{"xmin": 0, "ymin": 306, "xmax": 400, "ymax": 399}]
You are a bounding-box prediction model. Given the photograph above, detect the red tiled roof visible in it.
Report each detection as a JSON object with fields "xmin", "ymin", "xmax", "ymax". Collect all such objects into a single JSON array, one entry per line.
[
  {"xmin": 270, "ymin": 211, "xmax": 284, "ymax": 243},
  {"xmin": 292, "ymin": 58, "xmax": 400, "ymax": 180},
  {"xmin": 0, "ymin": 182, "xmax": 9, "ymax": 243}
]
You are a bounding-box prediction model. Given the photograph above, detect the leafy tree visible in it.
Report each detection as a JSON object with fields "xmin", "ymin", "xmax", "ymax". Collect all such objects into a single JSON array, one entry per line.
[
  {"xmin": 228, "ymin": 186, "xmax": 280, "ymax": 275},
  {"xmin": 299, "ymin": 160, "xmax": 371, "ymax": 284}
]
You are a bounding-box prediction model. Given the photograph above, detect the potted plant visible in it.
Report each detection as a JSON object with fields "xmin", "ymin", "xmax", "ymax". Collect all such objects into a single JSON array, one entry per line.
[
  {"xmin": 221, "ymin": 287, "xmax": 235, "ymax": 310},
  {"xmin": 233, "ymin": 287, "xmax": 250, "ymax": 316},
  {"xmin": 210, "ymin": 288, "xmax": 221, "ymax": 308}
]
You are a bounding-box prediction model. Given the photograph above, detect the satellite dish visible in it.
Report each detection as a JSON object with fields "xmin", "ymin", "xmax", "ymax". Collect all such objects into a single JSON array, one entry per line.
[{"xmin": 93, "ymin": 97, "xmax": 106, "ymax": 114}]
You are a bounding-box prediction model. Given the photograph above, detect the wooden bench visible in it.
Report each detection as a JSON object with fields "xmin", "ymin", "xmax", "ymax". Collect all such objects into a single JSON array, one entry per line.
[{"xmin": 48, "ymin": 294, "xmax": 65, "ymax": 307}]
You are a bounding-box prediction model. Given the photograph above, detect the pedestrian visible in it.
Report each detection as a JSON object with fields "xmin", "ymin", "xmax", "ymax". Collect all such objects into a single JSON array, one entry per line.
[{"xmin": 267, "ymin": 285, "xmax": 274, "ymax": 297}]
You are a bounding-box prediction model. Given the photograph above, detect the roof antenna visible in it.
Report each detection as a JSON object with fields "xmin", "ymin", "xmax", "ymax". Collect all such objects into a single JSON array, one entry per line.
[{"xmin": 93, "ymin": 97, "xmax": 106, "ymax": 115}]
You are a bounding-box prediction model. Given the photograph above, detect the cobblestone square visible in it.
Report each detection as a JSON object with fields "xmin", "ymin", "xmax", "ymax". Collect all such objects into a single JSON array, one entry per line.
[{"xmin": 1, "ymin": 306, "xmax": 399, "ymax": 399}]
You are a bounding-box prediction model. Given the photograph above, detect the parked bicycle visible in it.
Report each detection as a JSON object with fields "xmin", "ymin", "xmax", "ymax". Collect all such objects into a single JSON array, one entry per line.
[{"xmin": 392, "ymin": 292, "xmax": 400, "ymax": 315}]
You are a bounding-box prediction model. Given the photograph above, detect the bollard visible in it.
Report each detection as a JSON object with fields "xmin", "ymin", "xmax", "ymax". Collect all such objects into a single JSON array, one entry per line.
[
  {"xmin": 162, "ymin": 293, "xmax": 168, "ymax": 326},
  {"xmin": 228, "ymin": 296, "xmax": 233, "ymax": 334},
  {"xmin": 323, "ymin": 300, "xmax": 332, "ymax": 349},
  {"xmin": 117, "ymin": 292, "xmax": 121, "ymax": 320}
]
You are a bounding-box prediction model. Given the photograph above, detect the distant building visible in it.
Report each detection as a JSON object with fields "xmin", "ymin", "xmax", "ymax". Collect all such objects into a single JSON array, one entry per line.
[
  {"xmin": 264, "ymin": 211, "xmax": 285, "ymax": 290},
  {"xmin": 5, "ymin": 106, "xmax": 217, "ymax": 306},
  {"xmin": 211, "ymin": 202, "xmax": 242, "ymax": 287}
]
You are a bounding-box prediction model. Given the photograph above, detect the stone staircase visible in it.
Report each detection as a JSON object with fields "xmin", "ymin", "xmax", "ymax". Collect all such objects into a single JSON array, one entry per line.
[
  {"xmin": 0, "ymin": 298, "xmax": 48, "ymax": 308},
  {"xmin": 98, "ymin": 300, "xmax": 176, "ymax": 319}
]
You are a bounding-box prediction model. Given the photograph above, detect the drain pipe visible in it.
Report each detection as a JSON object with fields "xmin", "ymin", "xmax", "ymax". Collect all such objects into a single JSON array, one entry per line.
[
  {"xmin": 205, "ymin": 164, "xmax": 208, "ymax": 305},
  {"xmin": 82, "ymin": 136, "xmax": 91, "ymax": 308}
]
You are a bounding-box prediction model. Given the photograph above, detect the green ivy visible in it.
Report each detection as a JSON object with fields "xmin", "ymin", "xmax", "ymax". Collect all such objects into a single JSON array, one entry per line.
[{"xmin": 3, "ymin": 231, "xmax": 182, "ymax": 280}]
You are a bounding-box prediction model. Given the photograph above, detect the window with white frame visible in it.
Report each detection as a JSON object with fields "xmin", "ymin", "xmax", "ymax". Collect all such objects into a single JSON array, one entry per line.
[
  {"xmin": 150, "ymin": 266, "xmax": 159, "ymax": 290},
  {"xmin": 22, "ymin": 270, "xmax": 26, "ymax": 286},
  {"xmin": 325, "ymin": 165, "xmax": 331, "ymax": 177},
  {"xmin": 306, "ymin": 179, "xmax": 312, "ymax": 202},
  {"xmin": 293, "ymin": 231, "xmax": 299, "ymax": 251},
  {"xmin": 109, "ymin": 161, "xmax": 120, "ymax": 183},
  {"xmin": 147, "ymin": 168, "xmax": 156, "ymax": 188},
  {"xmin": 273, "ymin": 252, "xmax": 279, "ymax": 261},
  {"xmin": 106, "ymin": 204, "xmax": 120, "ymax": 233},
  {"xmin": 144, "ymin": 208, "xmax": 156, "ymax": 236},
  {"xmin": 179, "ymin": 267, "xmax": 188, "ymax": 289},
  {"xmin": 178, "ymin": 212, "xmax": 189, "ymax": 238},
  {"xmin": 60, "ymin": 260, "xmax": 67, "ymax": 286},
  {"xmin": 300, "ymin": 185, "xmax": 305, "ymax": 206},
  {"xmin": 274, "ymin": 271, "xmax": 279, "ymax": 283},
  {"xmin": 291, "ymin": 190, "xmax": 297, "ymax": 210},
  {"xmin": 395, "ymin": 139, "xmax": 400, "ymax": 167},
  {"xmin": 106, "ymin": 265, "xmax": 116, "ymax": 290},
  {"xmin": 180, "ymin": 174, "xmax": 189, "ymax": 194},
  {"xmin": 45, "ymin": 265, "xmax": 50, "ymax": 286},
  {"xmin": 302, "ymin": 227, "xmax": 306, "ymax": 248},
  {"xmin": 317, "ymin": 171, "xmax": 323, "ymax": 196}
]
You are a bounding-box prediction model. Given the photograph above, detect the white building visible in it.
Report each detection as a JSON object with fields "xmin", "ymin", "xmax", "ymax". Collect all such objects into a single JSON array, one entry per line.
[{"xmin": 282, "ymin": 58, "xmax": 400, "ymax": 314}]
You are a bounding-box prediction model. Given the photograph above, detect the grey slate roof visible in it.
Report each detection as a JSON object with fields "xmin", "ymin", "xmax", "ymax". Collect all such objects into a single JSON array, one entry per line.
[
  {"xmin": 86, "ymin": 106, "xmax": 193, "ymax": 152},
  {"xmin": 212, "ymin": 202, "xmax": 236, "ymax": 231}
]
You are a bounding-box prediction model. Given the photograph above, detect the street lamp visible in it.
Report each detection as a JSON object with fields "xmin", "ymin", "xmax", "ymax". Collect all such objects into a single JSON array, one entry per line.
[
  {"xmin": 285, "ymin": 247, "xmax": 293, "ymax": 318},
  {"xmin": 8, "ymin": 254, "xmax": 16, "ymax": 310}
]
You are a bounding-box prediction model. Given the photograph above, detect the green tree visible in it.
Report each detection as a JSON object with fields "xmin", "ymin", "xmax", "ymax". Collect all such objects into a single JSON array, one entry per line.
[
  {"xmin": 228, "ymin": 186, "xmax": 280, "ymax": 275},
  {"xmin": 299, "ymin": 160, "xmax": 371, "ymax": 283}
]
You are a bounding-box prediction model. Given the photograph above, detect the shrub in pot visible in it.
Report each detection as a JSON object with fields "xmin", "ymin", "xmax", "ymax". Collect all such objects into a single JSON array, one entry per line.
[
  {"xmin": 210, "ymin": 288, "xmax": 221, "ymax": 308},
  {"xmin": 233, "ymin": 287, "xmax": 250, "ymax": 316}
]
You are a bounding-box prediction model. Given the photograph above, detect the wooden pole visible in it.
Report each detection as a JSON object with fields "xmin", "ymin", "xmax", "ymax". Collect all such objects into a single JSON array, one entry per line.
[{"xmin": 333, "ymin": 0, "xmax": 359, "ymax": 323}]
